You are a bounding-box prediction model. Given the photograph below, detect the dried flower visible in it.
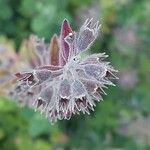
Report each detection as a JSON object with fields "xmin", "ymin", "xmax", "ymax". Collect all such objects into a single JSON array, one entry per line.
[{"xmin": 12, "ymin": 19, "xmax": 117, "ymax": 123}]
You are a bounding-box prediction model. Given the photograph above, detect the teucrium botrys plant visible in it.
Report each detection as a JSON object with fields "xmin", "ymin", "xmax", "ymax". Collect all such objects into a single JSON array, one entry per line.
[{"xmin": 12, "ymin": 19, "xmax": 117, "ymax": 123}]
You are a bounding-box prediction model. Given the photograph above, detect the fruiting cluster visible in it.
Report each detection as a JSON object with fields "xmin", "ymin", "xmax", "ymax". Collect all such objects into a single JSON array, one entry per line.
[{"xmin": 12, "ymin": 19, "xmax": 117, "ymax": 123}]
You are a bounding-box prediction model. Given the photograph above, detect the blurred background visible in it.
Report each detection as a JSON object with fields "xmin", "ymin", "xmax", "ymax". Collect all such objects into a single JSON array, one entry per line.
[{"xmin": 0, "ymin": 0, "xmax": 150, "ymax": 149}]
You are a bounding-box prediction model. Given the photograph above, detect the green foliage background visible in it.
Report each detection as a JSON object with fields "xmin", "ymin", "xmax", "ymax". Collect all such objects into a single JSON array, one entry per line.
[{"xmin": 0, "ymin": 0, "xmax": 150, "ymax": 149}]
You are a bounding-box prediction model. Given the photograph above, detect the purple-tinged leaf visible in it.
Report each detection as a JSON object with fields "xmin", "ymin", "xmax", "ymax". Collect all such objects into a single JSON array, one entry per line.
[
  {"xmin": 59, "ymin": 19, "xmax": 73, "ymax": 65},
  {"xmin": 48, "ymin": 34, "xmax": 60, "ymax": 66},
  {"xmin": 59, "ymin": 79, "xmax": 71, "ymax": 98},
  {"xmin": 77, "ymin": 19, "xmax": 100, "ymax": 53},
  {"xmin": 84, "ymin": 64, "xmax": 107, "ymax": 79},
  {"xmin": 81, "ymin": 79, "xmax": 97, "ymax": 93},
  {"xmin": 34, "ymin": 86, "xmax": 53, "ymax": 112},
  {"xmin": 34, "ymin": 69, "xmax": 52, "ymax": 84},
  {"xmin": 71, "ymin": 80, "xmax": 86, "ymax": 98}
]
